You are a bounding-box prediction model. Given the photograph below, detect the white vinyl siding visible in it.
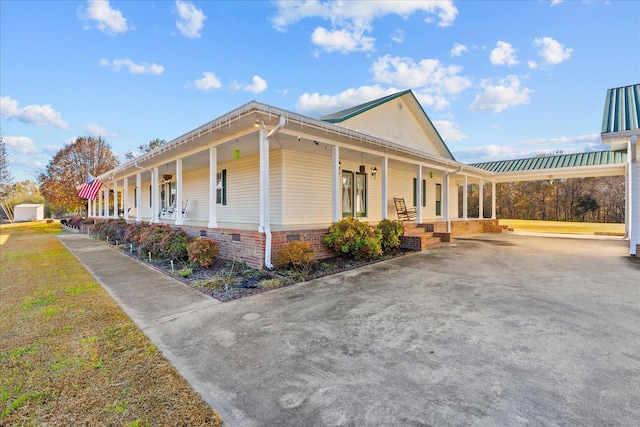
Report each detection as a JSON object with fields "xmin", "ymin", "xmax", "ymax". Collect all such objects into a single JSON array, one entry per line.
[
  {"xmin": 182, "ymin": 167, "xmax": 209, "ymax": 221},
  {"xmin": 282, "ymin": 150, "xmax": 333, "ymax": 225},
  {"xmin": 270, "ymin": 150, "xmax": 283, "ymax": 225},
  {"xmin": 217, "ymin": 155, "xmax": 260, "ymax": 223},
  {"xmin": 387, "ymin": 168, "xmax": 417, "ymax": 221},
  {"xmin": 340, "ymin": 99, "xmax": 441, "ymax": 156}
]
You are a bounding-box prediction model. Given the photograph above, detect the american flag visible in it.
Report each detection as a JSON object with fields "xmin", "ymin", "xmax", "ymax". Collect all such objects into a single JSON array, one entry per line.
[{"xmin": 77, "ymin": 174, "xmax": 103, "ymax": 200}]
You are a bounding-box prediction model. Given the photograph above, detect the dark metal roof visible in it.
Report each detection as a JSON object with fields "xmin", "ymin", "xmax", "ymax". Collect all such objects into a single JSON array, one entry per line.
[
  {"xmin": 471, "ymin": 150, "xmax": 627, "ymax": 173},
  {"xmin": 320, "ymin": 90, "xmax": 413, "ymax": 123},
  {"xmin": 601, "ymin": 84, "xmax": 640, "ymax": 134}
]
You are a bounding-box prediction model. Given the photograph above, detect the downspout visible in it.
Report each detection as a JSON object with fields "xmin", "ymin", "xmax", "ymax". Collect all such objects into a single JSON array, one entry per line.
[
  {"xmin": 263, "ymin": 116, "xmax": 286, "ymax": 269},
  {"xmin": 445, "ymin": 166, "xmax": 464, "ymax": 233}
]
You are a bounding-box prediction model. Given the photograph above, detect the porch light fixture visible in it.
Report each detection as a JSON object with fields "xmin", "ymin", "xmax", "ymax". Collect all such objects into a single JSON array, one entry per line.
[
  {"xmin": 255, "ymin": 117, "xmax": 266, "ymax": 128},
  {"xmin": 163, "ymin": 174, "xmax": 172, "ymax": 181},
  {"xmin": 371, "ymin": 166, "xmax": 377, "ymax": 179}
]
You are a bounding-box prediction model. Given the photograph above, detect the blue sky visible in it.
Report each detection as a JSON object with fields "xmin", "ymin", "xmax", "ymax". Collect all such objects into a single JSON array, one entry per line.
[{"xmin": 1, "ymin": 0, "xmax": 638, "ymax": 182}]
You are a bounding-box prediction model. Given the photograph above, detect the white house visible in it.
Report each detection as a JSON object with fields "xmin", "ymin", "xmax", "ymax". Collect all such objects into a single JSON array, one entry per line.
[
  {"xmin": 91, "ymin": 90, "xmax": 501, "ymax": 268},
  {"xmin": 14, "ymin": 204, "xmax": 45, "ymax": 222}
]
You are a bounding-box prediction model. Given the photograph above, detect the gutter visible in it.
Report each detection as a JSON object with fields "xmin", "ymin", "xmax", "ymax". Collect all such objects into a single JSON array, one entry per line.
[{"xmin": 263, "ymin": 116, "xmax": 286, "ymax": 269}]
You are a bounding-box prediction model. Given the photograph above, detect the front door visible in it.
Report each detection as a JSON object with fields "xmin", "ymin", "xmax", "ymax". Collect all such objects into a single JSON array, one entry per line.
[{"xmin": 342, "ymin": 170, "xmax": 367, "ymax": 218}]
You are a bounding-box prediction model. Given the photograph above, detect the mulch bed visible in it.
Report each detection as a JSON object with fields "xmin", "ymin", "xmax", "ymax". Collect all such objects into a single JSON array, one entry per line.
[{"xmin": 114, "ymin": 240, "xmax": 410, "ymax": 302}]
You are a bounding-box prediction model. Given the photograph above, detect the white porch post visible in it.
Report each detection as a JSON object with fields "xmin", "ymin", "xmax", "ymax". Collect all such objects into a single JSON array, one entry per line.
[
  {"xmin": 123, "ymin": 177, "xmax": 129, "ymax": 219},
  {"xmin": 87, "ymin": 199, "xmax": 91, "ymax": 218},
  {"xmin": 152, "ymin": 168, "xmax": 160, "ymax": 223},
  {"xmin": 104, "ymin": 187, "xmax": 108, "ymax": 217},
  {"xmin": 629, "ymin": 135, "xmax": 637, "ymax": 256},
  {"xmin": 381, "ymin": 156, "xmax": 388, "ymax": 219},
  {"xmin": 259, "ymin": 128, "xmax": 268, "ymax": 232},
  {"xmin": 462, "ymin": 175, "xmax": 468, "ymax": 220},
  {"xmin": 332, "ymin": 145, "xmax": 340, "ymax": 222},
  {"xmin": 135, "ymin": 172, "xmax": 142, "ymax": 222},
  {"xmin": 208, "ymin": 147, "xmax": 218, "ymax": 228},
  {"xmin": 478, "ymin": 179, "xmax": 484, "ymax": 219},
  {"xmin": 443, "ymin": 172, "xmax": 450, "ymax": 232},
  {"xmin": 97, "ymin": 192, "xmax": 102, "ymax": 218},
  {"xmin": 491, "ymin": 181, "xmax": 497, "ymax": 219},
  {"xmin": 175, "ymin": 159, "xmax": 184, "ymax": 225},
  {"xmin": 112, "ymin": 180, "xmax": 118, "ymax": 219},
  {"xmin": 416, "ymin": 165, "xmax": 422, "ymax": 224}
]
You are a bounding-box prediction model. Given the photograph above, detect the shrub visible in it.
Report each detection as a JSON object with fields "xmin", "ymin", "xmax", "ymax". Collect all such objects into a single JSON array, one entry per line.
[
  {"xmin": 376, "ymin": 219, "xmax": 404, "ymax": 253},
  {"xmin": 136, "ymin": 224, "xmax": 172, "ymax": 260},
  {"xmin": 94, "ymin": 219, "xmax": 128, "ymax": 242},
  {"xmin": 322, "ymin": 217, "xmax": 382, "ymax": 261},
  {"xmin": 187, "ymin": 238, "xmax": 220, "ymax": 268},
  {"xmin": 178, "ymin": 267, "xmax": 193, "ymax": 277},
  {"xmin": 278, "ymin": 241, "xmax": 316, "ymax": 273}
]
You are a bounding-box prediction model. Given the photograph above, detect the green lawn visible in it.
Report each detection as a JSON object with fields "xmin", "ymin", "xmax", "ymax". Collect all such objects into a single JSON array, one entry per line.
[
  {"xmin": 498, "ymin": 219, "xmax": 625, "ymax": 235},
  {"xmin": 0, "ymin": 222, "xmax": 222, "ymax": 426}
]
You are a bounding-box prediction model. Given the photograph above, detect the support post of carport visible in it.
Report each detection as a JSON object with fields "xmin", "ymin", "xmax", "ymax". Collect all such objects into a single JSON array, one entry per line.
[
  {"xmin": 491, "ymin": 181, "xmax": 497, "ymax": 220},
  {"xmin": 381, "ymin": 156, "xmax": 388, "ymax": 219}
]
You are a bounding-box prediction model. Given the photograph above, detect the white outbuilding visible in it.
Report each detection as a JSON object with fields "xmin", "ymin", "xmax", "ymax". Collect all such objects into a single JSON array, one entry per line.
[{"xmin": 14, "ymin": 204, "xmax": 45, "ymax": 222}]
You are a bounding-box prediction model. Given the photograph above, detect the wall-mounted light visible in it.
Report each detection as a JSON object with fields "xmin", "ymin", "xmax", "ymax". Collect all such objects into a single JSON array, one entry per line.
[
  {"xmin": 254, "ymin": 116, "xmax": 266, "ymax": 128},
  {"xmin": 371, "ymin": 166, "xmax": 377, "ymax": 179}
]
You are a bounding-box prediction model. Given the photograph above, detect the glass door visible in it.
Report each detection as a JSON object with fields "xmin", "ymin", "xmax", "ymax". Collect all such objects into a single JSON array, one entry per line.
[
  {"xmin": 355, "ymin": 172, "xmax": 367, "ymax": 217},
  {"xmin": 342, "ymin": 171, "xmax": 353, "ymax": 218}
]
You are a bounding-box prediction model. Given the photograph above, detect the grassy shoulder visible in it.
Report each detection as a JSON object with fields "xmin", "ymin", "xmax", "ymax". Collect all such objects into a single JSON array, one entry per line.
[
  {"xmin": 498, "ymin": 219, "xmax": 625, "ymax": 235},
  {"xmin": 0, "ymin": 222, "xmax": 222, "ymax": 426}
]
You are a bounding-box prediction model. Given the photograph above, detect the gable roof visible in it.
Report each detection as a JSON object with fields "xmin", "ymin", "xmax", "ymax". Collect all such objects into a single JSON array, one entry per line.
[
  {"xmin": 601, "ymin": 84, "xmax": 640, "ymax": 135},
  {"xmin": 471, "ymin": 150, "xmax": 627, "ymax": 173},
  {"xmin": 320, "ymin": 89, "xmax": 455, "ymax": 160}
]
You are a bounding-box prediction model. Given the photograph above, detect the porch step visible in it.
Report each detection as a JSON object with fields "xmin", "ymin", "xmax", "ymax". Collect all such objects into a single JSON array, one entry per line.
[{"xmin": 401, "ymin": 223, "xmax": 450, "ymax": 251}]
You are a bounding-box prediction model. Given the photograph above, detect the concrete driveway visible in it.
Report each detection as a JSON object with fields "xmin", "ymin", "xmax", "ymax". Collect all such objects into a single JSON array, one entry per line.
[{"xmin": 61, "ymin": 233, "xmax": 640, "ymax": 426}]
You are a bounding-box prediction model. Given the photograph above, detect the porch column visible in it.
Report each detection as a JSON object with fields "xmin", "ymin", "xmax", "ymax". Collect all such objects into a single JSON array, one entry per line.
[
  {"xmin": 104, "ymin": 187, "xmax": 109, "ymax": 217},
  {"xmin": 331, "ymin": 145, "xmax": 340, "ymax": 222},
  {"xmin": 259, "ymin": 128, "xmax": 268, "ymax": 232},
  {"xmin": 629, "ymin": 134, "xmax": 637, "ymax": 256},
  {"xmin": 491, "ymin": 181, "xmax": 497, "ymax": 219},
  {"xmin": 112, "ymin": 180, "xmax": 118, "ymax": 219},
  {"xmin": 416, "ymin": 165, "xmax": 423, "ymax": 223},
  {"xmin": 123, "ymin": 177, "xmax": 129, "ymax": 219},
  {"xmin": 381, "ymin": 156, "xmax": 388, "ymax": 219},
  {"xmin": 175, "ymin": 159, "xmax": 184, "ymax": 225},
  {"xmin": 478, "ymin": 179, "xmax": 484, "ymax": 219},
  {"xmin": 135, "ymin": 172, "xmax": 142, "ymax": 222},
  {"xmin": 97, "ymin": 191, "xmax": 102, "ymax": 218},
  {"xmin": 152, "ymin": 168, "xmax": 160, "ymax": 223},
  {"xmin": 443, "ymin": 172, "xmax": 450, "ymax": 232},
  {"xmin": 208, "ymin": 147, "xmax": 217, "ymax": 228},
  {"xmin": 462, "ymin": 175, "xmax": 468, "ymax": 220}
]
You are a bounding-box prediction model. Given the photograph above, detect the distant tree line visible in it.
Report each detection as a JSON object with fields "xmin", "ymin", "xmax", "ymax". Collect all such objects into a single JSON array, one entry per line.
[{"xmin": 462, "ymin": 176, "xmax": 625, "ymax": 223}]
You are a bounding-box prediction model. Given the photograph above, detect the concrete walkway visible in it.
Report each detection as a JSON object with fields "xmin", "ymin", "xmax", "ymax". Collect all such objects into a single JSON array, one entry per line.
[{"xmin": 58, "ymin": 233, "xmax": 640, "ymax": 426}]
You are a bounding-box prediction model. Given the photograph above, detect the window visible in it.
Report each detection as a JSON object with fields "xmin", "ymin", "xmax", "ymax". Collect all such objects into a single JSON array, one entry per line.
[
  {"xmin": 413, "ymin": 178, "xmax": 426, "ymax": 207},
  {"xmin": 216, "ymin": 169, "xmax": 226, "ymax": 205},
  {"xmin": 435, "ymin": 184, "xmax": 442, "ymax": 216}
]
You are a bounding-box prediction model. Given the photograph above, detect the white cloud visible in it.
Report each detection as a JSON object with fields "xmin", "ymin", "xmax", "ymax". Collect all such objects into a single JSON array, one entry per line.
[
  {"xmin": 296, "ymin": 85, "xmax": 398, "ymax": 117},
  {"xmin": 534, "ymin": 37, "xmax": 572, "ymax": 65},
  {"xmin": 550, "ymin": 0, "xmax": 564, "ymax": 6},
  {"xmin": 3, "ymin": 136, "xmax": 38, "ymax": 155},
  {"xmin": 433, "ymin": 120, "xmax": 468, "ymax": 142},
  {"xmin": 243, "ymin": 75, "xmax": 268, "ymax": 94},
  {"xmin": 311, "ymin": 26, "xmax": 375, "ymax": 53},
  {"xmin": 0, "ymin": 96, "xmax": 69, "ymax": 129},
  {"xmin": 519, "ymin": 133, "xmax": 600, "ymax": 146},
  {"xmin": 371, "ymin": 55, "xmax": 472, "ymax": 96},
  {"xmin": 450, "ymin": 43, "xmax": 467, "ymax": 57},
  {"xmin": 391, "ymin": 29, "xmax": 405, "ymax": 43},
  {"xmin": 490, "ymin": 41, "xmax": 519, "ymax": 66},
  {"xmin": 84, "ymin": 123, "xmax": 116, "ymax": 137},
  {"xmin": 80, "ymin": 0, "xmax": 128, "ymax": 35},
  {"xmin": 100, "ymin": 58, "xmax": 164, "ymax": 75},
  {"xmin": 190, "ymin": 72, "xmax": 222, "ymax": 91},
  {"xmin": 527, "ymin": 60, "xmax": 538, "ymax": 69},
  {"xmin": 469, "ymin": 75, "xmax": 532, "ymax": 113},
  {"xmin": 175, "ymin": 1, "xmax": 206, "ymax": 39},
  {"xmin": 271, "ymin": 1, "xmax": 458, "ymax": 53}
]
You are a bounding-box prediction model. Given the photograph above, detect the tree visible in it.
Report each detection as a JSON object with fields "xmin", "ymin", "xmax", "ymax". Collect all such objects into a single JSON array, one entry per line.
[
  {"xmin": 0, "ymin": 136, "xmax": 13, "ymax": 199},
  {"xmin": 38, "ymin": 136, "xmax": 119, "ymax": 214},
  {"xmin": 124, "ymin": 138, "xmax": 167, "ymax": 160}
]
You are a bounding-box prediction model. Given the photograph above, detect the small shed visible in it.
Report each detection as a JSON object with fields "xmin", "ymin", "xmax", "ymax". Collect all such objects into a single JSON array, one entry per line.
[{"xmin": 14, "ymin": 204, "xmax": 45, "ymax": 222}]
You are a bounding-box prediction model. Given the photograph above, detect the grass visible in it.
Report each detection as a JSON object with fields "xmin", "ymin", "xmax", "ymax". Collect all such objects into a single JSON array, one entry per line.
[
  {"xmin": 0, "ymin": 222, "xmax": 222, "ymax": 426},
  {"xmin": 498, "ymin": 219, "xmax": 625, "ymax": 235}
]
